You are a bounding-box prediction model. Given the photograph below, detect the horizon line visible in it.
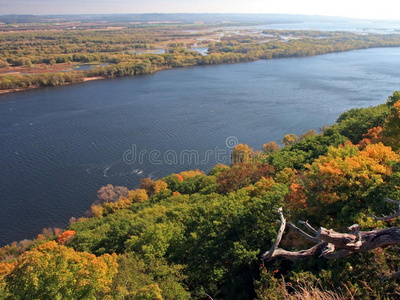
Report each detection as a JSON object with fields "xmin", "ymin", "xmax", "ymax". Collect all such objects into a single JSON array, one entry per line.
[{"xmin": 1, "ymin": 13, "xmax": 398, "ymax": 22}]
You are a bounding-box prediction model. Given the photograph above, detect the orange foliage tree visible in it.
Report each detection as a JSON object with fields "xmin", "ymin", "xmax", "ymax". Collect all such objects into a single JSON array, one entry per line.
[
  {"xmin": 286, "ymin": 143, "xmax": 399, "ymax": 226},
  {"xmin": 57, "ymin": 230, "xmax": 76, "ymax": 245},
  {"xmin": 358, "ymin": 126, "xmax": 383, "ymax": 149},
  {"xmin": 175, "ymin": 174, "xmax": 184, "ymax": 182},
  {"xmin": 217, "ymin": 163, "xmax": 275, "ymax": 194},
  {"xmin": 307, "ymin": 143, "xmax": 398, "ymax": 203}
]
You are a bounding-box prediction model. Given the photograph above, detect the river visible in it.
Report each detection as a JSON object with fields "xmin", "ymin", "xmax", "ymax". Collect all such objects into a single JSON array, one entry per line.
[{"xmin": 1, "ymin": 47, "xmax": 400, "ymax": 246}]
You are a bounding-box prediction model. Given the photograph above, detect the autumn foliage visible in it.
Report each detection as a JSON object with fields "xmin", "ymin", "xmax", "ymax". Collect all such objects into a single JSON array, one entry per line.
[
  {"xmin": 232, "ymin": 144, "xmax": 254, "ymax": 163},
  {"xmin": 286, "ymin": 182, "xmax": 308, "ymax": 212},
  {"xmin": 284, "ymin": 142, "xmax": 399, "ymax": 226},
  {"xmin": 358, "ymin": 126, "xmax": 383, "ymax": 149},
  {"xmin": 2, "ymin": 92, "xmax": 400, "ymax": 299},
  {"xmin": 179, "ymin": 169, "xmax": 204, "ymax": 180},
  {"xmin": 57, "ymin": 230, "xmax": 76, "ymax": 245},
  {"xmin": 176, "ymin": 174, "xmax": 184, "ymax": 182},
  {"xmin": 262, "ymin": 141, "xmax": 280, "ymax": 154},
  {"xmin": 0, "ymin": 241, "xmax": 118, "ymax": 299},
  {"xmin": 140, "ymin": 178, "xmax": 169, "ymax": 195},
  {"xmin": 217, "ymin": 163, "xmax": 275, "ymax": 193}
]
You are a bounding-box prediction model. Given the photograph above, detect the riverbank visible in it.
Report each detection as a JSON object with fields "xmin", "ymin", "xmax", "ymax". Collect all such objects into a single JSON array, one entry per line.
[
  {"xmin": 0, "ymin": 84, "xmax": 40, "ymax": 94},
  {"xmin": 0, "ymin": 77, "xmax": 105, "ymax": 94},
  {"xmin": 2, "ymin": 30, "xmax": 400, "ymax": 95}
]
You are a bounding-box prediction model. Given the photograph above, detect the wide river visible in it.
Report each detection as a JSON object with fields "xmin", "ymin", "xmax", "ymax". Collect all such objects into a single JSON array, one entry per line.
[{"xmin": 1, "ymin": 47, "xmax": 400, "ymax": 246}]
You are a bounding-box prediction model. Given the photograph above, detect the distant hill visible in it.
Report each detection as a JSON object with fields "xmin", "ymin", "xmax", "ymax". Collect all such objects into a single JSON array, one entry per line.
[{"xmin": 0, "ymin": 13, "xmax": 352, "ymax": 24}]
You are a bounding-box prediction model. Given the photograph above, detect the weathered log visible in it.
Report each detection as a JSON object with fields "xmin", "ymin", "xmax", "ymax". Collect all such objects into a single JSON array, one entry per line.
[
  {"xmin": 268, "ymin": 243, "xmax": 326, "ymax": 260},
  {"xmin": 264, "ymin": 205, "xmax": 400, "ymax": 263}
]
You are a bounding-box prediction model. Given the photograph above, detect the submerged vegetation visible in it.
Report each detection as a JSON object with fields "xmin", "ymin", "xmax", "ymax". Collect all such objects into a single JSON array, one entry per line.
[
  {"xmin": 1, "ymin": 92, "xmax": 400, "ymax": 299},
  {"xmin": 1, "ymin": 24, "xmax": 400, "ymax": 92}
]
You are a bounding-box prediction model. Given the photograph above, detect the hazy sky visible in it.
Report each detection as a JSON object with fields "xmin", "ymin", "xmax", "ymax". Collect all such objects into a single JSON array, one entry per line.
[{"xmin": 0, "ymin": 0, "xmax": 399, "ymax": 20}]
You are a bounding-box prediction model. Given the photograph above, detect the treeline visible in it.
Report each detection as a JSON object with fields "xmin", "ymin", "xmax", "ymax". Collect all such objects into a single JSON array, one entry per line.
[
  {"xmin": 1, "ymin": 92, "xmax": 400, "ymax": 299},
  {"xmin": 212, "ymin": 32, "xmax": 400, "ymax": 58},
  {"xmin": 2, "ymin": 31, "xmax": 400, "ymax": 92},
  {"xmin": 0, "ymin": 27, "xmax": 206, "ymax": 61},
  {"xmin": 0, "ymin": 72, "xmax": 85, "ymax": 90}
]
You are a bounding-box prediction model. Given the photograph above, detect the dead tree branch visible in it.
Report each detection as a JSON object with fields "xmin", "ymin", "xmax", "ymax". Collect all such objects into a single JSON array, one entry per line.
[
  {"xmin": 261, "ymin": 207, "xmax": 286, "ymax": 261},
  {"xmin": 263, "ymin": 204, "xmax": 400, "ymax": 268},
  {"xmin": 298, "ymin": 220, "xmax": 318, "ymax": 235},
  {"xmin": 369, "ymin": 198, "xmax": 400, "ymax": 221},
  {"xmin": 287, "ymin": 222, "xmax": 321, "ymax": 244}
]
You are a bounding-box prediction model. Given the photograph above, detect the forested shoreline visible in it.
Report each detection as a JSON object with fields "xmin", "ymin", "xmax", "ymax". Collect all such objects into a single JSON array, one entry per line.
[
  {"xmin": 1, "ymin": 92, "xmax": 400, "ymax": 299},
  {"xmin": 2, "ymin": 28, "xmax": 400, "ymax": 94}
]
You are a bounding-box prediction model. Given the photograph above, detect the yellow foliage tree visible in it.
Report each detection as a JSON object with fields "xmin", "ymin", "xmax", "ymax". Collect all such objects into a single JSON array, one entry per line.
[
  {"xmin": 306, "ymin": 143, "xmax": 398, "ymax": 204},
  {"xmin": 128, "ymin": 189, "xmax": 149, "ymax": 203},
  {"xmin": 179, "ymin": 169, "xmax": 204, "ymax": 179},
  {"xmin": 262, "ymin": 141, "xmax": 280, "ymax": 154},
  {"xmin": 153, "ymin": 180, "xmax": 168, "ymax": 194},
  {"xmin": 133, "ymin": 283, "xmax": 164, "ymax": 300},
  {"xmin": 281, "ymin": 134, "xmax": 298, "ymax": 147},
  {"xmin": 232, "ymin": 144, "xmax": 253, "ymax": 163},
  {"xmin": 0, "ymin": 241, "xmax": 118, "ymax": 300}
]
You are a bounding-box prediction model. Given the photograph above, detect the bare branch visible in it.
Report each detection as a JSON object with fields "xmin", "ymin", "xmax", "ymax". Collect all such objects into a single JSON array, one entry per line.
[
  {"xmin": 287, "ymin": 222, "xmax": 320, "ymax": 244},
  {"xmin": 203, "ymin": 292, "xmax": 214, "ymax": 300},
  {"xmin": 369, "ymin": 210, "xmax": 400, "ymax": 221},
  {"xmin": 298, "ymin": 220, "xmax": 318, "ymax": 235},
  {"xmin": 262, "ymin": 207, "xmax": 286, "ymax": 261},
  {"xmin": 369, "ymin": 198, "xmax": 400, "ymax": 221},
  {"xmin": 385, "ymin": 198, "xmax": 400, "ymax": 205},
  {"xmin": 268, "ymin": 243, "xmax": 326, "ymax": 260}
]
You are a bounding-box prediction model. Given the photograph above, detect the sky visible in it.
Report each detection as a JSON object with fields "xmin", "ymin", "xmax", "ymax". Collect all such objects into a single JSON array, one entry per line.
[{"xmin": 0, "ymin": 0, "xmax": 399, "ymax": 20}]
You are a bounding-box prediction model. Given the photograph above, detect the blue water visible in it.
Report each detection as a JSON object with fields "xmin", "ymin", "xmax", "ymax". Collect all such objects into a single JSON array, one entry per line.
[
  {"xmin": 71, "ymin": 63, "xmax": 109, "ymax": 71},
  {"xmin": 130, "ymin": 49, "xmax": 166, "ymax": 54},
  {"xmin": 188, "ymin": 47, "xmax": 209, "ymax": 55},
  {"xmin": 1, "ymin": 47, "xmax": 400, "ymax": 246},
  {"xmin": 131, "ymin": 48, "xmax": 208, "ymax": 55},
  {"xmin": 249, "ymin": 21, "xmax": 400, "ymax": 33}
]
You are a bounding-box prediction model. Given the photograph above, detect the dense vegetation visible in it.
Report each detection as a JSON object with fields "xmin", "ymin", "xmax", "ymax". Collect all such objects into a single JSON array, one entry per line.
[
  {"xmin": 2, "ymin": 26, "xmax": 400, "ymax": 92},
  {"xmin": 1, "ymin": 92, "xmax": 400, "ymax": 299}
]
